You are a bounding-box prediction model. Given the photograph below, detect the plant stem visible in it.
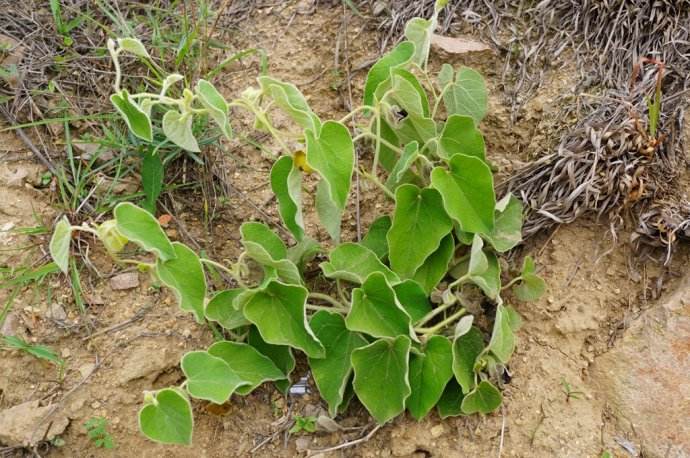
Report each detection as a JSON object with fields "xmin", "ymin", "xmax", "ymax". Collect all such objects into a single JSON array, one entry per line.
[
  {"xmin": 432, "ymin": 83, "xmax": 451, "ymax": 119},
  {"xmin": 415, "ymin": 307, "xmax": 466, "ymax": 335},
  {"xmin": 358, "ymin": 169, "xmax": 395, "ymax": 199},
  {"xmin": 501, "ymin": 276, "xmax": 522, "ymax": 290},
  {"xmin": 415, "ymin": 300, "xmax": 456, "ymax": 328},
  {"xmin": 200, "ymin": 258, "xmax": 245, "ymax": 287},
  {"xmin": 352, "ymin": 132, "xmax": 404, "ymax": 156},
  {"xmin": 307, "ymin": 292, "xmax": 349, "ymax": 313},
  {"xmin": 372, "ymin": 107, "xmax": 382, "ymax": 176},
  {"xmin": 338, "ymin": 105, "xmax": 373, "ymax": 124},
  {"xmin": 71, "ymin": 225, "xmax": 99, "ymax": 237}
]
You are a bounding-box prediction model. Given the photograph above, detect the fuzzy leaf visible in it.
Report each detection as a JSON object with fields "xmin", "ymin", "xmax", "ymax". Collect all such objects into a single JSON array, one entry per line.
[
  {"xmin": 393, "ymin": 279, "xmax": 432, "ymax": 324},
  {"xmin": 96, "ymin": 220, "xmax": 128, "ymax": 255},
  {"xmin": 487, "ymin": 304, "xmax": 516, "ymax": 363},
  {"xmin": 181, "ymin": 351, "xmax": 247, "ymax": 404},
  {"xmin": 404, "ymin": 17, "xmax": 436, "ymax": 68},
  {"xmin": 240, "ymin": 222, "xmax": 301, "ymax": 285},
  {"xmin": 452, "ymin": 326, "xmax": 485, "ymax": 394},
  {"xmin": 389, "ymin": 69, "xmax": 430, "ymax": 117},
  {"xmin": 117, "ymin": 37, "xmax": 149, "ymax": 58},
  {"xmin": 461, "ymin": 380, "xmax": 502, "ymax": 414},
  {"xmin": 305, "ymin": 121, "xmax": 354, "ymax": 241},
  {"xmin": 141, "ymin": 150, "xmax": 163, "ymax": 213},
  {"xmin": 443, "ymin": 67, "xmax": 488, "ymax": 125},
  {"xmin": 437, "ymin": 63, "xmax": 454, "ymax": 89},
  {"xmin": 207, "ymin": 341, "xmax": 286, "ymax": 395},
  {"xmin": 431, "ymin": 153, "xmax": 495, "ymax": 234},
  {"xmin": 270, "ymin": 156, "xmax": 304, "ymax": 241},
  {"xmin": 196, "ymin": 79, "xmax": 232, "ymax": 139},
  {"xmin": 437, "ymin": 378, "xmax": 464, "ymax": 419},
  {"xmin": 242, "ymin": 281, "xmax": 325, "ymax": 358},
  {"xmin": 361, "ymin": 216, "xmax": 391, "ymax": 260},
  {"xmin": 407, "ymin": 335, "xmax": 453, "ymax": 420},
  {"xmin": 258, "ymin": 76, "xmax": 320, "ymax": 133},
  {"xmin": 471, "ymin": 250, "xmax": 501, "ymax": 300},
  {"xmin": 439, "ymin": 114, "xmax": 485, "ymax": 161},
  {"xmin": 351, "ymin": 336, "xmax": 412, "ymax": 424},
  {"xmin": 412, "ymin": 233, "xmax": 454, "ymax": 294},
  {"xmin": 394, "ymin": 113, "xmax": 437, "ymax": 147},
  {"xmin": 247, "ymin": 326, "xmax": 295, "ymax": 394},
  {"xmin": 483, "ymin": 194, "xmax": 523, "ymax": 253},
  {"xmin": 49, "ymin": 217, "xmax": 72, "ymax": 274},
  {"xmin": 162, "ymin": 110, "xmax": 200, "ymax": 152},
  {"xmin": 320, "ymin": 243, "xmax": 399, "ymax": 285},
  {"xmin": 346, "ymin": 272, "xmax": 414, "ymax": 340},
  {"xmin": 385, "ymin": 141, "xmax": 420, "ymax": 190},
  {"xmin": 363, "ymin": 41, "xmax": 415, "ymax": 106},
  {"xmin": 514, "ymin": 256, "xmax": 545, "ymax": 301},
  {"xmin": 388, "ymin": 185, "xmax": 452, "ymax": 278},
  {"xmin": 110, "ymin": 89, "xmax": 152, "ymax": 142},
  {"xmin": 287, "ymin": 237, "xmax": 321, "ymax": 271},
  {"xmin": 138, "ymin": 388, "xmax": 193, "ymax": 445},
  {"xmin": 308, "ymin": 311, "xmax": 368, "ymax": 416},
  {"xmin": 205, "ymin": 289, "xmax": 249, "ymax": 330},
  {"xmin": 156, "ymin": 242, "xmax": 206, "ymax": 323},
  {"xmin": 114, "ymin": 202, "xmax": 175, "ymax": 260}
]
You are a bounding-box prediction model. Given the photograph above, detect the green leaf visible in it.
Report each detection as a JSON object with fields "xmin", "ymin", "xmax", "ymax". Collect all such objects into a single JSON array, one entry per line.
[
  {"xmin": 160, "ymin": 73, "xmax": 184, "ymax": 96},
  {"xmin": 504, "ymin": 305, "xmax": 522, "ymax": 331},
  {"xmin": 452, "ymin": 326, "xmax": 484, "ymax": 394},
  {"xmin": 393, "ymin": 279, "xmax": 432, "ymax": 324},
  {"xmin": 138, "ymin": 388, "xmax": 193, "ymax": 445},
  {"xmin": 351, "ymin": 336, "xmax": 411, "ymax": 424},
  {"xmin": 156, "ymin": 242, "xmax": 206, "ymax": 323},
  {"xmin": 406, "ymin": 335, "xmax": 453, "ymax": 420},
  {"xmin": 207, "ymin": 341, "xmax": 286, "ymax": 395},
  {"xmin": 181, "ymin": 351, "xmax": 247, "ymax": 404},
  {"xmin": 240, "ymin": 222, "xmax": 301, "ymax": 285},
  {"xmin": 117, "ymin": 37, "xmax": 150, "ymax": 58},
  {"xmin": 205, "ymin": 289, "xmax": 249, "ymax": 330},
  {"xmin": 110, "ymin": 89, "xmax": 152, "ymax": 142},
  {"xmin": 141, "ymin": 150, "xmax": 163, "ymax": 213},
  {"xmin": 247, "ymin": 326, "xmax": 295, "ymax": 394},
  {"xmin": 404, "ymin": 17, "xmax": 436, "ymax": 68},
  {"xmin": 270, "ymin": 156, "xmax": 304, "ymax": 241},
  {"xmin": 305, "ymin": 121, "xmax": 354, "ymax": 241},
  {"xmin": 361, "ymin": 216, "xmax": 391, "ymax": 260},
  {"xmin": 196, "ymin": 79, "xmax": 232, "ymax": 139},
  {"xmin": 431, "ymin": 153, "xmax": 495, "ymax": 234},
  {"xmin": 320, "ymin": 243, "xmax": 399, "ymax": 285},
  {"xmin": 363, "ymin": 41, "xmax": 415, "ymax": 106},
  {"xmin": 439, "ymin": 114, "xmax": 485, "ymax": 162},
  {"xmin": 412, "ymin": 233, "xmax": 454, "ymax": 294},
  {"xmin": 514, "ymin": 256, "xmax": 546, "ymax": 301},
  {"xmin": 487, "ymin": 304, "xmax": 516, "ymax": 363},
  {"xmin": 49, "ymin": 217, "xmax": 72, "ymax": 274},
  {"xmin": 287, "ymin": 237, "xmax": 321, "ymax": 271},
  {"xmin": 162, "ymin": 110, "xmax": 200, "ymax": 152},
  {"xmin": 394, "ymin": 114, "xmax": 437, "ymax": 147},
  {"xmin": 388, "ymin": 185, "xmax": 452, "ymax": 278},
  {"xmin": 385, "ymin": 141, "xmax": 420, "ymax": 190},
  {"xmin": 308, "ymin": 311, "xmax": 368, "ymax": 416},
  {"xmin": 437, "ymin": 378, "xmax": 465, "ymax": 419},
  {"xmin": 346, "ymin": 272, "xmax": 414, "ymax": 340},
  {"xmin": 96, "ymin": 220, "xmax": 128, "ymax": 254},
  {"xmin": 242, "ymin": 281, "xmax": 325, "ymax": 358},
  {"xmin": 258, "ymin": 76, "xmax": 320, "ymax": 133},
  {"xmin": 437, "ymin": 63, "xmax": 454, "ymax": 89},
  {"xmin": 378, "ymin": 117, "xmax": 401, "ymax": 173},
  {"xmin": 471, "ymin": 249, "xmax": 501, "ymax": 300},
  {"xmin": 461, "ymin": 380, "xmax": 502, "ymax": 414},
  {"xmin": 389, "ymin": 69, "xmax": 430, "ymax": 117},
  {"xmin": 443, "ymin": 67, "xmax": 488, "ymax": 125},
  {"xmin": 483, "ymin": 194, "xmax": 523, "ymax": 253},
  {"xmin": 114, "ymin": 202, "xmax": 176, "ymax": 261}
]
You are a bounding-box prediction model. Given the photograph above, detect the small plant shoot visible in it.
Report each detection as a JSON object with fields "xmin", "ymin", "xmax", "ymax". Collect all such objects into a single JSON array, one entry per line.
[{"xmin": 50, "ymin": 2, "xmax": 545, "ymax": 446}]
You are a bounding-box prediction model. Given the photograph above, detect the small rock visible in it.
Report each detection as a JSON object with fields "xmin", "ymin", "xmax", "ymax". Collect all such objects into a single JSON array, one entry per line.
[
  {"xmin": 0, "ymin": 400, "xmax": 69, "ymax": 446},
  {"xmin": 295, "ymin": 437, "xmax": 311, "ymax": 452},
  {"xmin": 49, "ymin": 303, "xmax": 67, "ymax": 321},
  {"xmin": 61, "ymin": 348, "xmax": 71, "ymax": 358},
  {"xmin": 116, "ymin": 343, "xmax": 178, "ymax": 385},
  {"xmin": 78, "ymin": 363, "xmax": 96, "ymax": 378},
  {"xmin": 91, "ymin": 401, "xmax": 101, "ymax": 409},
  {"xmin": 110, "ymin": 272, "xmax": 140, "ymax": 290},
  {"xmin": 372, "ymin": 0, "xmax": 387, "ymax": 16},
  {"xmin": 1, "ymin": 311, "xmax": 21, "ymax": 336},
  {"xmin": 430, "ymin": 424, "xmax": 445, "ymax": 438}
]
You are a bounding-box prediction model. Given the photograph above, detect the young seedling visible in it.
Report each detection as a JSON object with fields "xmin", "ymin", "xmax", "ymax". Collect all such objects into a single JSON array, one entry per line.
[
  {"xmin": 49, "ymin": 0, "xmax": 545, "ymax": 446},
  {"xmin": 2, "ymin": 335, "xmax": 65, "ymax": 381},
  {"xmin": 84, "ymin": 416, "xmax": 115, "ymax": 449},
  {"xmin": 289, "ymin": 415, "xmax": 317, "ymax": 435},
  {"xmin": 561, "ymin": 379, "xmax": 585, "ymax": 402}
]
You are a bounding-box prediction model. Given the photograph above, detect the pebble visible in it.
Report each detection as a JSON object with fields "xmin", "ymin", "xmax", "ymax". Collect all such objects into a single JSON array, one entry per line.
[
  {"xmin": 91, "ymin": 401, "xmax": 101, "ymax": 409},
  {"xmin": 430, "ymin": 424, "xmax": 445, "ymax": 438},
  {"xmin": 109, "ymin": 272, "xmax": 140, "ymax": 290},
  {"xmin": 49, "ymin": 303, "xmax": 67, "ymax": 321}
]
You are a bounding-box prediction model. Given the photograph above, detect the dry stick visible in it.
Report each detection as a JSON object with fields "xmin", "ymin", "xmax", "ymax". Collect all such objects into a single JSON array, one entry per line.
[
  {"xmin": 306, "ymin": 423, "xmax": 383, "ymax": 457},
  {"xmin": 81, "ymin": 305, "xmax": 151, "ymax": 341}
]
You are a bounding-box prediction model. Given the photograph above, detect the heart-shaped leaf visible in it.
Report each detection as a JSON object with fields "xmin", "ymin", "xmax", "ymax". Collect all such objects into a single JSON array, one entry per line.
[
  {"xmin": 247, "ymin": 326, "xmax": 295, "ymax": 394},
  {"xmin": 443, "ymin": 67, "xmax": 487, "ymax": 125},
  {"xmin": 270, "ymin": 156, "xmax": 304, "ymax": 241},
  {"xmin": 406, "ymin": 335, "xmax": 453, "ymax": 420},
  {"xmin": 207, "ymin": 341, "xmax": 286, "ymax": 395},
  {"xmin": 320, "ymin": 242, "xmax": 399, "ymax": 285},
  {"xmin": 461, "ymin": 380, "xmax": 502, "ymax": 414},
  {"xmin": 240, "ymin": 222, "xmax": 301, "ymax": 285},
  {"xmin": 452, "ymin": 326, "xmax": 484, "ymax": 394},
  {"xmin": 431, "ymin": 153, "xmax": 495, "ymax": 234},
  {"xmin": 412, "ymin": 233, "xmax": 454, "ymax": 294},
  {"xmin": 110, "ymin": 89, "xmax": 153, "ymax": 142},
  {"xmin": 305, "ymin": 121, "xmax": 354, "ymax": 241},
  {"xmin": 437, "ymin": 378, "xmax": 465, "ymax": 419},
  {"xmin": 487, "ymin": 304, "xmax": 516, "ymax": 363},
  {"xmin": 393, "ymin": 113, "xmax": 437, "ymax": 147},
  {"xmin": 351, "ymin": 336, "xmax": 412, "ymax": 424},
  {"xmin": 389, "ymin": 69, "xmax": 430, "ymax": 117},
  {"xmin": 181, "ymin": 351, "xmax": 247, "ymax": 404},
  {"xmin": 114, "ymin": 202, "xmax": 176, "ymax": 261},
  {"xmin": 439, "ymin": 114, "xmax": 485, "ymax": 162},
  {"xmin": 287, "ymin": 237, "xmax": 321, "ymax": 271},
  {"xmin": 404, "ymin": 16, "xmax": 436, "ymax": 68},
  {"xmin": 514, "ymin": 256, "xmax": 546, "ymax": 301},
  {"xmin": 346, "ymin": 272, "xmax": 414, "ymax": 340},
  {"xmin": 196, "ymin": 79, "xmax": 232, "ymax": 139},
  {"xmin": 363, "ymin": 41, "xmax": 414, "ymax": 106},
  {"xmin": 361, "ymin": 216, "xmax": 391, "ymax": 260},
  {"xmin": 308, "ymin": 311, "xmax": 368, "ymax": 416},
  {"xmin": 162, "ymin": 110, "xmax": 200, "ymax": 152},
  {"xmin": 205, "ymin": 289, "xmax": 249, "ymax": 330},
  {"xmin": 258, "ymin": 76, "xmax": 320, "ymax": 133},
  {"xmin": 242, "ymin": 281, "xmax": 325, "ymax": 358},
  {"xmin": 393, "ymin": 279, "xmax": 432, "ymax": 324},
  {"xmin": 156, "ymin": 242, "xmax": 206, "ymax": 323},
  {"xmin": 138, "ymin": 388, "xmax": 193, "ymax": 445},
  {"xmin": 388, "ymin": 184, "xmax": 452, "ymax": 278},
  {"xmin": 483, "ymin": 193, "xmax": 523, "ymax": 253},
  {"xmin": 49, "ymin": 216, "xmax": 72, "ymax": 274},
  {"xmin": 437, "ymin": 63, "xmax": 454, "ymax": 89},
  {"xmin": 117, "ymin": 37, "xmax": 150, "ymax": 58},
  {"xmin": 470, "ymin": 249, "xmax": 501, "ymax": 300},
  {"xmin": 385, "ymin": 141, "xmax": 420, "ymax": 191}
]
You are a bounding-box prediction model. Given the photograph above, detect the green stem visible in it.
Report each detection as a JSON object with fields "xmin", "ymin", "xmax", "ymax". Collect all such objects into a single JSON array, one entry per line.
[
  {"xmin": 200, "ymin": 258, "xmax": 245, "ymax": 287},
  {"xmin": 501, "ymin": 276, "xmax": 522, "ymax": 290},
  {"xmin": 338, "ymin": 105, "xmax": 373, "ymax": 124},
  {"xmin": 71, "ymin": 225, "xmax": 99, "ymax": 237},
  {"xmin": 307, "ymin": 292, "xmax": 349, "ymax": 312},
  {"xmin": 415, "ymin": 307, "xmax": 466, "ymax": 335},
  {"xmin": 358, "ymin": 169, "xmax": 395, "ymax": 199},
  {"xmin": 372, "ymin": 107, "xmax": 382, "ymax": 176},
  {"xmin": 415, "ymin": 300, "xmax": 456, "ymax": 328},
  {"xmin": 352, "ymin": 132, "xmax": 404, "ymax": 156},
  {"xmin": 432, "ymin": 83, "xmax": 451, "ymax": 119},
  {"xmin": 230, "ymin": 100, "xmax": 292, "ymax": 154}
]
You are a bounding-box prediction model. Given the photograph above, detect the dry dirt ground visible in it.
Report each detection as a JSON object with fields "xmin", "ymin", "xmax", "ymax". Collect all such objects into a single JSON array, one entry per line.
[{"xmin": 1, "ymin": 3, "xmax": 689, "ymax": 458}]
